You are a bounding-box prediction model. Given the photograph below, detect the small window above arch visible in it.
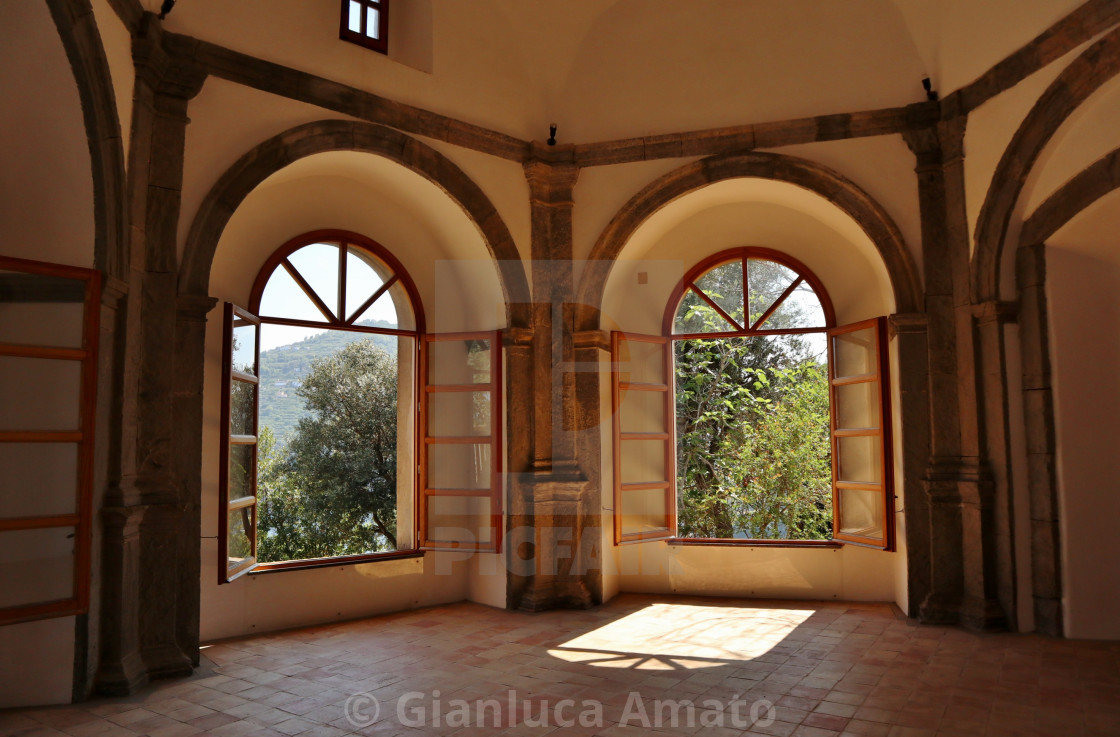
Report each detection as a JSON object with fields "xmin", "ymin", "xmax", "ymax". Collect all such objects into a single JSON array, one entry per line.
[{"xmin": 340, "ymin": 0, "xmax": 388, "ymax": 54}]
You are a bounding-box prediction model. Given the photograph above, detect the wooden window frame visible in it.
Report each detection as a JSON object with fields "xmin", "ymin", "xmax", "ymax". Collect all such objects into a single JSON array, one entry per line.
[
  {"xmin": 0, "ymin": 255, "xmax": 100, "ymax": 624},
  {"xmin": 339, "ymin": 0, "xmax": 389, "ymax": 54},
  {"xmin": 219, "ymin": 231, "xmax": 425, "ymax": 581},
  {"xmin": 611, "ymin": 332, "xmax": 676, "ymax": 545},
  {"xmin": 419, "ymin": 331, "xmax": 504, "ymax": 552},
  {"xmin": 632, "ymin": 246, "xmax": 895, "ymax": 549}
]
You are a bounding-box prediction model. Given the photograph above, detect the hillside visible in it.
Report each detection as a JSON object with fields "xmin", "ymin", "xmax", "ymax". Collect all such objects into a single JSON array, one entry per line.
[{"xmin": 258, "ymin": 320, "xmax": 400, "ymax": 441}]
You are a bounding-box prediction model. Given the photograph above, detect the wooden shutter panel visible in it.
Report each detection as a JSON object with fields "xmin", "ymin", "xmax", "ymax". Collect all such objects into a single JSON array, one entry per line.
[
  {"xmin": 419, "ymin": 331, "xmax": 503, "ymax": 551},
  {"xmin": 611, "ymin": 332, "xmax": 675, "ymax": 544},
  {"xmin": 219, "ymin": 304, "xmax": 261, "ymax": 582},
  {"xmin": 828, "ymin": 317, "xmax": 894, "ymax": 550}
]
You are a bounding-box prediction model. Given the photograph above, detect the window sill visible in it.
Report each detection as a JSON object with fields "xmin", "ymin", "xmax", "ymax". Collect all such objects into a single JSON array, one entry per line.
[
  {"xmin": 666, "ymin": 538, "xmax": 843, "ymax": 549},
  {"xmin": 249, "ymin": 549, "xmax": 425, "ymax": 575}
]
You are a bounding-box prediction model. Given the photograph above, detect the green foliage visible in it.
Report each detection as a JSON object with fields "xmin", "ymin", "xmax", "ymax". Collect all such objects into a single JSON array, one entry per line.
[{"xmin": 257, "ymin": 339, "xmax": 401, "ymax": 562}]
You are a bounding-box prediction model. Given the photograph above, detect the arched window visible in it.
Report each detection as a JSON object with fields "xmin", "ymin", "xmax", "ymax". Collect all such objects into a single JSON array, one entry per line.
[
  {"xmin": 611, "ymin": 247, "xmax": 893, "ymax": 549},
  {"xmin": 218, "ymin": 231, "xmax": 501, "ymax": 581}
]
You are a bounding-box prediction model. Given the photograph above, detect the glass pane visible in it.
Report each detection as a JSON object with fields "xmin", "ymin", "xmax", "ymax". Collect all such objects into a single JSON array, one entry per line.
[
  {"xmin": 229, "ymin": 443, "xmax": 256, "ymax": 500},
  {"xmin": 838, "ymin": 488, "xmax": 883, "ymax": 541},
  {"xmin": 231, "ymin": 317, "xmax": 257, "ymax": 376},
  {"xmin": 0, "ymin": 527, "xmax": 75, "ymax": 609},
  {"xmin": 759, "ymin": 281, "xmax": 827, "ymax": 330},
  {"xmin": 427, "ymin": 495, "xmax": 492, "ymax": 545},
  {"xmin": 617, "ymin": 338, "xmax": 665, "ymax": 385},
  {"xmin": 259, "ymin": 266, "xmax": 329, "ymax": 323},
  {"xmin": 674, "ymin": 288, "xmax": 736, "ymax": 334},
  {"xmin": 429, "ymin": 392, "xmax": 490, "ymax": 437},
  {"xmin": 347, "ymin": 0, "xmax": 362, "ymax": 32},
  {"xmin": 0, "ymin": 443, "xmax": 78, "ymax": 518},
  {"xmin": 836, "ymin": 382, "xmax": 879, "ymax": 431},
  {"xmin": 0, "ymin": 356, "xmax": 81, "ymax": 431},
  {"xmin": 837, "ymin": 435, "xmax": 881, "ymax": 484},
  {"xmin": 428, "ymin": 443, "xmax": 491, "ymax": 490},
  {"xmin": 227, "ymin": 506, "xmax": 254, "ymax": 568},
  {"xmin": 366, "ymin": 6, "xmax": 380, "ymax": 38},
  {"xmin": 619, "ymin": 438, "xmax": 666, "ymax": 485},
  {"xmin": 747, "ymin": 259, "xmax": 797, "ymax": 327},
  {"xmin": 345, "ymin": 247, "xmax": 389, "ymax": 322},
  {"xmin": 351, "ymin": 291, "xmax": 400, "ymax": 330},
  {"xmin": 287, "ymin": 243, "xmax": 340, "ymax": 320},
  {"xmin": 833, "ymin": 328, "xmax": 875, "ymax": 379},
  {"xmin": 428, "ymin": 339, "xmax": 491, "ymax": 385},
  {"xmin": 0, "ymin": 303, "xmax": 84, "ymax": 349},
  {"xmin": 620, "ymin": 487, "xmax": 668, "ymax": 536},
  {"xmin": 230, "ymin": 380, "xmax": 257, "ymax": 437},
  {"xmin": 693, "ymin": 259, "xmax": 744, "ymax": 327},
  {"xmin": 619, "ymin": 388, "xmax": 665, "ymax": 434}
]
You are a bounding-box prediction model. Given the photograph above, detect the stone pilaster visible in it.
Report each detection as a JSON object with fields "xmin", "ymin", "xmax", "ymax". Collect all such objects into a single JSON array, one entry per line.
[
  {"xmin": 506, "ymin": 150, "xmax": 598, "ymax": 611},
  {"xmin": 96, "ymin": 12, "xmax": 207, "ymax": 695},
  {"xmin": 904, "ymin": 117, "xmax": 1006, "ymax": 630}
]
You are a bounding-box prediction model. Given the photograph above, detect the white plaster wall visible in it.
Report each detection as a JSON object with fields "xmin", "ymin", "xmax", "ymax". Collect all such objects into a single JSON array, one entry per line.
[
  {"xmin": 91, "ymin": 0, "xmax": 133, "ymax": 166},
  {"xmin": 0, "ymin": 1, "xmax": 94, "ymax": 268},
  {"xmin": 0, "ymin": 617, "xmax": 75, "ymax": 708},
  {"xmin": 1046, "ymin": 198, "xmax": 1120, "ymax": 640}
]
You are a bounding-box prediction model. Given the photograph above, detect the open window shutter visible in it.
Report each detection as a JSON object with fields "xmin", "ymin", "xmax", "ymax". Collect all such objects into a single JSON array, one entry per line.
[
  {"xmin": 419, "ymin": 331, "xmax": 502, "ymax": 551},
  {"xmin": 611, "ymin": 332, "xmax": 675, "ymax": 544},
  {"xmin": 219, "ymin": 304, "xmax": 261, "ymax": 582},
  {"xmin": 829, "ymin": 317, "xmax": 894, "ymax": 550}
]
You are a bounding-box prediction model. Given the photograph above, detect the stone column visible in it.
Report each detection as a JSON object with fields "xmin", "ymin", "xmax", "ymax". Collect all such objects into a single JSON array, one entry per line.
[
  {"xmin": 904, "ymin": 116, "xmax": 1006, "ymax": 630},
  {"xmin": 97, "ymin": 13, "xmax": 207, "ymax": 694},
  {"xmin": 1016, "ymin": 243, "xmax": 1063, "ymax": 635},
  {"xmin": 506, "ymin": 149, "xmax": 597, "ymax": 611}
]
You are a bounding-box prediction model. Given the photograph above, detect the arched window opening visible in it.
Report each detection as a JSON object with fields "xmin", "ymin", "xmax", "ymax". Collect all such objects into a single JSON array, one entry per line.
[
  {"xmin": 217, "ymin": 231, "xmax": 504, "ymax": 581},
  {"xmin": 611, "ymin": 247, "xmax": 893, "ymax": 550}
]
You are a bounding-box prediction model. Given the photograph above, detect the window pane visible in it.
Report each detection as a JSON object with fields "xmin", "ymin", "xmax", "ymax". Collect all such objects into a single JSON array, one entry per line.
[
  {"xmin": 429, "ymin": 392, "xmax": 490, "ymax": 437},
  {"xmin": 759, "ymin": 280, "xmax": 827, "ymax": 330},
  {"xmin": 260, "ymin": 266, "xmax": 329, "ymax": 323},
  {"xmin": 345, "ymin": 247, "xmax": 389, "ymax": 322},
  {"xmin": 230, "ymin": 380, "xmax": 256, "ymax": 437},
  {"xmin": 426, "ymin": 495, "xmax": 492, "ymax": 544},
  {"xmin": 429, "ymin": 443, "xmax": 491, "ymax": 490},
  {"xmin": 0, "ymin": 303, "xmax": 84, "ymax": 349},
  {"xmin": 229, "ymin": 443, "xmax": 255, "ymax": 500},
  {"xmin": 231, "ymin": 317, "xmax": 257, "ymax": 376},
  {"xmin": 617, "ymin": 338, "xmax": 665, "ymax": 385},
  {"xmin": 227, "ymin": 506, "xmax": 254, "ymax": 568},
  {"xmin": 287, "ymin": 243, "xmax": 340, "ymax": 320},
  {"xmin": 837, "ymin": 435, "xmax": 881, "ymax": 484},
  {"xmin": 835, "ymin": 381, "xmax": 879, "ymax": 430},
  {"xmin": 366, "ymin": 6, "xmax": 380, "ymax": 38},
  {"xmin": 0, "ymin": 443, "xmax": 78, "ymax": 518},
  {"xmin": 674, "ymin": 288, "xmax": 737, "ymax": 334},
  {"xmin": 833, "ymin": 328, "xmax": 875, "ymax": 378},
  {"xmin": 0, "ymin": 527, "xmax": 75, "ymax": 609},
  {"xmin": 428, "ymin": 339, "xmax": 491, "ymax": 385},
  {"xmin": 747, "ymin": 259, "xmax": 797, "ymax": 327},
  {"xmin": 837, "ymin": 487, "xmax": 883, "ymax": 540},
  {"xmin": 347, "ymin": 0, "xmax": 362, "ymax": 32},
  {"xmin": 620, "ymin": 488, "xmax": 668, "ymax": 536},
  {"xmin": 0, "ymin": 356, "xmax": 81, "ymax": 432},
  {"xmin": 619, "ymin": 388, "xmax": 665, "ymax": 434},
  {"xmin": 693, "ymin": 259, "xmax": 744, "ymax": 327},
  {"xmin": 619, "ymin": 438, "xmax": 666, "ymax": 485},
  {"xmin": 350, "ymin": 291, "xmax": 401, "ymax": 330}
]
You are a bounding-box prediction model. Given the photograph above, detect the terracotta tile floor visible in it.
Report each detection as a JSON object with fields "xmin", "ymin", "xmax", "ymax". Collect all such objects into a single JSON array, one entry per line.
[{"xmin": 3, "ymin": 595, "xmax": 1120, "ymax": 736}]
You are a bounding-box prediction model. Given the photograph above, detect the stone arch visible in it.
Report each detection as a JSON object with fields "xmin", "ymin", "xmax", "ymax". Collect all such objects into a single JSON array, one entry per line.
[
  {"xmin": 45, "ymin": 0, "xmax": 127, "ymax": 279},
  {"xmin": 1021, "ymin": 146, "xmax": 1120, "ymax": 247},
  {"xmin": 179, "ymin": 119, "xmax": 530, "ymax": 327},
  {"xmin": 972, "ymin": 25, "xmax": 1120, "ymax": 303},
  {"xmin": 576, "ymin": 151, "xmax": 921, "ymax": 331}
]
